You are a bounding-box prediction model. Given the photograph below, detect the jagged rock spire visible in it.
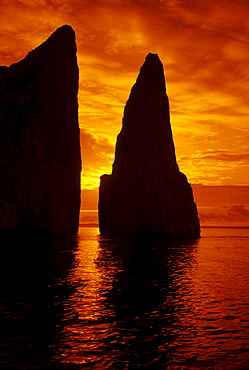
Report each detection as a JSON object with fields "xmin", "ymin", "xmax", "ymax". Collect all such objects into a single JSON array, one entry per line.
[
  {"xmin": 99, "ymin": 53, "xmax": 200, "ymax": 238},
  {"xmin": 0, "ymin": 25, "xmax": 81, "ymax": 234}
]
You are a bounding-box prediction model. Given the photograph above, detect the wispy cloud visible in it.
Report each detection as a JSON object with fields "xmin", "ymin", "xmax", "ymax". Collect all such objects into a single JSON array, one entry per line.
[
  {"xmin": 178, "ymin": 149, "xmax": 249, "ymax": 185},
  {"xmin": 1, "ymin": 0, "xmax": 249, "ymax": 188},
  {"xmin": 179, "ymin": 149, "xmax": 249, "ymax": 164}
]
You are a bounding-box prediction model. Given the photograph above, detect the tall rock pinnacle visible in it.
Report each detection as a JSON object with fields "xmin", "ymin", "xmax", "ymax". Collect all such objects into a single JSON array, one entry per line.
[
  {"xmin": 99, "ymin": 53, "xmax": 200, "ymax": 237},
  {"xmin": 0, "ymin": 25, "xmax": 81, "ymax": 234}
]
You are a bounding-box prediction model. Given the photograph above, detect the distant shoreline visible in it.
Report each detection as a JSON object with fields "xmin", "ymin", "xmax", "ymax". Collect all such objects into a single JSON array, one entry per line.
[
  {"xmin": 201, "ymin": 225, "xmax": 249, "ymax": 229},
  {"xmin": 79, "ymin": 224, "xmax": 249, "ymax": 229},
  {"xmin": 79, "ymin": 223, "xmax": 99, "ymax": 228}
]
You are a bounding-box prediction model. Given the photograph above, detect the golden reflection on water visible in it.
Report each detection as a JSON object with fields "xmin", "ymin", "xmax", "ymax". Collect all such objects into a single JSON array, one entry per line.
[
  {"xmin": 61, "ymin": 227, "xmax": 116, "ymax": 365},
  {"xmin": 1, "ymin": 227, "xmax": 249, "ymax": 368},
  {"xmin": 60, "ymin": 227, "xmax": 200, "ymax": 366},
  {"xmin": 58, "ymin": 227, "xmax": 249, "ymax": 368},
  {"xmin": 74, "ymin": 230, "xmax": 103, "ymax": 321}
]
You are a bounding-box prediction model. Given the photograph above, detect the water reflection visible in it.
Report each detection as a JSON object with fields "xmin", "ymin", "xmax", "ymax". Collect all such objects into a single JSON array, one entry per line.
[
  {"xmin": 2, "ymin": 228, "xmax": 249, "ymax": 369},
  {"xmin": 96, "ymin": 236, "xmax": 198, "ymax": 368},
  {"xmin": 0, "ymin": 231, "xmax": 199, "ymax": 369},
  {"xmin": 0, "ymin": 232, "xmax": 78, "ymax": 369}
]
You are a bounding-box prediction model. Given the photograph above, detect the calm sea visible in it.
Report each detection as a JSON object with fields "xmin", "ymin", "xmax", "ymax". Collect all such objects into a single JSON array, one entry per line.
[{"xmin": 0, "ymin": 227, "xmax": 249, "ymax": 369}]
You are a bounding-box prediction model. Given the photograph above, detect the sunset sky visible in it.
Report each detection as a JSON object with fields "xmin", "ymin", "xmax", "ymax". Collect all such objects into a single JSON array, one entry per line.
[{"xmin": 1, "ymin": 0, "xmax": 249, "ymax": 225}]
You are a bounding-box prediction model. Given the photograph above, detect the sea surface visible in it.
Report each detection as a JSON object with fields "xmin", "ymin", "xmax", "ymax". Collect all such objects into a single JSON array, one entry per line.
[{"xmin": 0, "ymin": 227, "xmax": 249, "ymax": 369}]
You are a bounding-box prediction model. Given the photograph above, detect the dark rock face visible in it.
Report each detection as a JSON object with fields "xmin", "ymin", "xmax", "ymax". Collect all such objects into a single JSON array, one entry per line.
[
  {"xmin": 0, "ymin": 25, "xmax": 81, "ymax": 234},
  {"xmin": 99, "ymin": 53, "xmax": 200, "ymax": 238}
]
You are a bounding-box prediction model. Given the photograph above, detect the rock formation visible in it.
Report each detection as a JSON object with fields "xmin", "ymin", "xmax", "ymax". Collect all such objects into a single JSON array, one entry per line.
[
  {"xmin": 99, "ymin": 53, "xmax": 200, "ymax": 238},
  {"xmin": 0, "ymin": 25, "xmax": 81, "ymax": 234}
]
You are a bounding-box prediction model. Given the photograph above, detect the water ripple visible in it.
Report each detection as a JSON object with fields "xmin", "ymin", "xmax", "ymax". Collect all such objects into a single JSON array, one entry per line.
[{"xmin": 0, "ymin": 227, "xmax": 249, "ymax": 369}]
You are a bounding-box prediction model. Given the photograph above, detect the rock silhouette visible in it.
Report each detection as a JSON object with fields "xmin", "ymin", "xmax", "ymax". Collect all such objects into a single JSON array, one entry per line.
[
  {"xmin": 99, "ymin": 53, "xmax": 200, "ymax": 237},
  {"xmin": 0, "ymin": 25, "xmax": 81, "ymax": 234}
]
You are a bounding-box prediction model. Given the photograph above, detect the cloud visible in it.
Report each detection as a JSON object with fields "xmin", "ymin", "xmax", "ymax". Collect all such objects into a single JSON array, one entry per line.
[
  {"xmin": 179, "ymin": 149, "xmax": 249, "ymax": 164},
  {"xmin": 177, "ymin": 149, "xmax": 249, "ymax": 186},
  {"xmin": 80, "ymin": 129, "xmax": 114, "ymax": 188},
  {"xmin": 1, "ymin": 0, "xmax": 249, "ymax": 188},
  {"xmin": 81, "ymin": 129, "xmax": 114, "ymax": 163},
  {"xmin": 199, "ymin": 204, "xmax": 249, "ymax": 224},
  {"xmin": 228, "ymin": 204, "xmax": 249, "ymax": 218},
  {"xmin": 80, "ymin": 213, "xmax": 98, "ymax": 224}
]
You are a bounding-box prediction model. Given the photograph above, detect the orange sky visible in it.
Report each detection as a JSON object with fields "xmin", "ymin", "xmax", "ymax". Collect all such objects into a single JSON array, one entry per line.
[{"xmin": 1, "ymin": 0, "xmax": 249, "ymax": 224}]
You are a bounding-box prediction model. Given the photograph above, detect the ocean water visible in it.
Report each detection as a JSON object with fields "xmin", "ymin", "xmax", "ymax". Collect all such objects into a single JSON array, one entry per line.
[{"xmin": 0, "ymin": 227, "xmax": 249, "ymax": 369}]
